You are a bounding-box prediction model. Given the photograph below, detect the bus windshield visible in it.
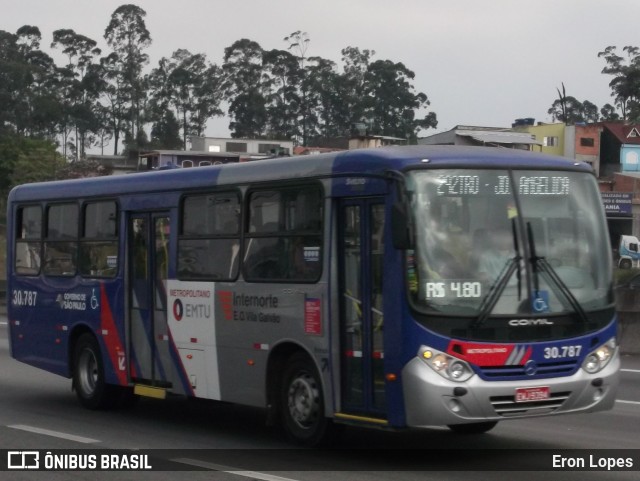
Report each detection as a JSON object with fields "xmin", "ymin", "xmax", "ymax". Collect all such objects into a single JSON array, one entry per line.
[{"xmin": 406, "ymin": 169, "xmax": 613, "ymax": 317}]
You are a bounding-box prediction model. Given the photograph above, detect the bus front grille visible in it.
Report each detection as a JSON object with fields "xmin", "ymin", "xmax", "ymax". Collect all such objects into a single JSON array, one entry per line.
[
  {"xmin": 489, "ymin": 391, "xmax": 571, "ymax": 417},
  {"xmin": 478, "ymin": 360, "xmax": 578, "ymax": 379}
]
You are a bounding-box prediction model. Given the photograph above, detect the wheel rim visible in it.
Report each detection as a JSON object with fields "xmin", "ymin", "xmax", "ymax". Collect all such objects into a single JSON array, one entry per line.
[
  {"xmin": 287, "ymin": 372, "xmax": 320, "ymax": 429},
  {"xmin": 78, "ymin": 347, "xmax": 98, "ymax": 396}
]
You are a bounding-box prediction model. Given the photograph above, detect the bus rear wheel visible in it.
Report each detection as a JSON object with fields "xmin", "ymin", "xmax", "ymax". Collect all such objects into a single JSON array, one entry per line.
[
  {"xmin": 280, "ymin": 353, "xmax": 331, "ymax": 446},
  {"xmin": 73, "ymin": 333, "xmax": 115, "ymax": 410},
  {"xmin": 447, "ymin": 421, "xmax": 498, "ymax": 434}
]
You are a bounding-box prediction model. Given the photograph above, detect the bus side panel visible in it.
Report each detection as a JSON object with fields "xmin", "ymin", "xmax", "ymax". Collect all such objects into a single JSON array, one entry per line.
[
  {"xmin": 9, "ymin": 276, "xmax": 71, "ymax": 377},
  {"xmin": 221, "ymin": 283, "xmax": 329, "ymax": 408},
  {"xmin": 9, "ymin": 277, "xmax": 128, "ymax": 386},
  {"xmin": 166, "ymin": 281, "xmax": 330, "ymax": 407}
]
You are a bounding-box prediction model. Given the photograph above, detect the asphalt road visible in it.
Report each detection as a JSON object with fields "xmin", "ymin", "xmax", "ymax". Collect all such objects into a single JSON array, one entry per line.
[{"xmin": 0, "ymin": 316, "xmax": 638, "ymax": 481}]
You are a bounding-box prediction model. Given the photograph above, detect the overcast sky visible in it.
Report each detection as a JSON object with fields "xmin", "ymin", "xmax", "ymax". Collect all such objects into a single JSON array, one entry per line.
[{"xmin": 3, "ymin": 0, "xmax": 640, "ymax": 138}]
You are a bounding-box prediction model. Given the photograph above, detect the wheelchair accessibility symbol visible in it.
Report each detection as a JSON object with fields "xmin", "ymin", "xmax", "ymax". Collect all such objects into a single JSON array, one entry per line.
[
  {"xmin": 91, "ymin": 289, "xmax": 99, "ymax": 310},
  {"xmin": 532, "ymin": 291, "xmax": 550, "ymax": 313}
]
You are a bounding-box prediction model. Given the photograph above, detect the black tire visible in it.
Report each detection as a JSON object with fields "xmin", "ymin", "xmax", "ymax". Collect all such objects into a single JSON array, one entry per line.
[
  {"xmin": 72, "ymin": 333, "xmax": 115, "ymax": 410},
  {"xmin": 447, "ymin": 421, "xmax": 498, "ymax": 434},
  {"xmin": 280, "ymin": 352, "xmax": 332, "ymax": 446},
  {"xmin": 620, "ymin": 259, "xmax": 632, "ymax": 269},
  {"xmin": 115, "ymin": 386, "xmax": 139, "ymax": 409}
]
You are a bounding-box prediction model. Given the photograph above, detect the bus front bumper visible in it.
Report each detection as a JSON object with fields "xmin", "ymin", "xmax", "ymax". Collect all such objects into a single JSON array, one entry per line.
[{"xmin": 401, "ymin": 352, "xmax": 620, "ymax": 427}]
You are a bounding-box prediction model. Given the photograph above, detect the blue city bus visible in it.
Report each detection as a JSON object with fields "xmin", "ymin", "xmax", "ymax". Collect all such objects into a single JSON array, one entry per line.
[{"xmin": 6, "ymin": 145, "xmax": 619, "ymax": 445}]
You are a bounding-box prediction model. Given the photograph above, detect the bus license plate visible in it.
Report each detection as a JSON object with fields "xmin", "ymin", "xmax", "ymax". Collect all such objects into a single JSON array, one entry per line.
[{"xmin": 515, "ymin": 386, "xmax": 550, "ymax": 402}]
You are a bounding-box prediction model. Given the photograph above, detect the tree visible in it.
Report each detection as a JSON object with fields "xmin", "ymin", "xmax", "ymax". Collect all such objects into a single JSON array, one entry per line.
[
  {"xmin": 149, "ymin": 109, "xmax": 182, "ymax": 149},
  {"xmin": 600, "ymin": 103, "xmax": 620, "ymax": 121},
  {"xmin": 582, "ymin": 100, "xmax": 600, "ymax": 123},
  {"xmin": 598, "ymin": 46, "xmax": 640, "ymax": 121},
  {"xmin": 191, "ymin": 63, "xmax": 224, "ymax": 137},
  {"xmin": 304, "ymin": 56, "xmax": 348, "ymax": 141},
  {"xmin": 340, "ymin": 46, "xmax": 375, "ymax": 128},
  {"xmin": 548, "ymin": 84, "xmax": 600, "ymax": 124},
  {"xmin": 51, "ymin": 28, "xmax": 103, "ymax": 159},
  {"xmin": 363, "ymin": 59, "xmax": 437, "ymax": 141},
  {"xmin": 99, "ymin": 52, "xmax": 127, "ymax": 155},
  {"xmin": 222, "ymin": 39, "xmax": 267, "ymax": 138},
  {"xmin": 283, "ymin": 31, "xmax": 312, "ymax": 145},
  {"xmin": 3, "ymin": 27, "xmax": 59, "ymax": 138},
  {"xmin": 3, "ymin": 136, "xmax": 63, "ymax": 194},
  {"xmin": 149, "ymin": 49, "xmax": 223, "ymax": 149},
  {"xmin": 104, "ymin": 4, "xmax": 151, "ymax": 154},
  {"xmin": 548, "ymin": 95, "xmax": 589, "ymax": 123},
  {"xmin": 0, "ymin": 30, "xmax": 26, "ymax": 134},
  {"xmin": 263, "ymin": 48, "xmax": 302, "ymax": 140}
]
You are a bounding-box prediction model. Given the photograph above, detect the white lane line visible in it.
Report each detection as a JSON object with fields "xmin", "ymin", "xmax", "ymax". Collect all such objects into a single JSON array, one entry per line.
[
  {"xmin": 172, "ymin": 458, "xmax": 300, "ymax": 481},
  {"xmin": 616, "ymin": 400, "xmax": 640, "ymax": 406},
  {"xmin": 8, "ymin": 424, "xmax": 100, "ymax": 444},
  {"xmin": 621, "ymin": 369, "xmax": 640, "ymax": 374}
]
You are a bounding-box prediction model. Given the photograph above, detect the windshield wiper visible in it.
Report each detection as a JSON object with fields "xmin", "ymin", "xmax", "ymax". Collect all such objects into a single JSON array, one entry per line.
[
  {"xmin": 527, "ymin": 222, "xmax": 541, "ymax": 294},
  {"xmin": 470, "ymin": 219, "xmax": 522, "ymax": 329},
  {"xmin": 512, "ymin": 218, "xmax": 523, "ymax": 301},
  {"xmin": 526, "ymin": 222, "xmax": 589, "ymax": 324},
  {"xmin": 470, "ymin": 258, "xmax": 518, "ymax": 329}
]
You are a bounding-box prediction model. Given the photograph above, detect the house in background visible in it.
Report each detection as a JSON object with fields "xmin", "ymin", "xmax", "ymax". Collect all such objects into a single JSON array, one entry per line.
[
  {"xmin": 86, "ymin": 154, "xmax": 138, "ymax": 175},
  {"xmin": 512, "ymin": 121, "xmax": 565, "ymax": 156},
  {"xmin": 348, "ymin": 134, "xmax": 406, "ymax": 150},
  {"xmin": 564, "ymin": 124, "xmax": 602, "ymax": 175},
  {"xmin": 598, "ymin": 123, "xmax": 640, "ymax": 177},
  {"xmin": 418, "ymin": 125, "xmax": 540, "ymax": 150},
  {"xmin": 189, "ymin": 136, "xmax": 293, "ymax": 158},
  {"xmin": 138, "ymin": 150, "xmax": 240, "ymax": 170},
  {"xmin": 293, "ymin": 146, "xmax": 344, "ymax": 155}
]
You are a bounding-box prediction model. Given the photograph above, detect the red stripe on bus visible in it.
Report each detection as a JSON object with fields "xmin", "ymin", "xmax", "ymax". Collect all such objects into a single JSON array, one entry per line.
[{"xmin": 99, "ymin": 284, "xmax": 128, "ymax": 386}]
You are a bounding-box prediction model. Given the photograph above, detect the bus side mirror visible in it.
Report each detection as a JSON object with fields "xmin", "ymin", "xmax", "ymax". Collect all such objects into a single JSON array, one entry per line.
[{"xmin": 391, "ymin": 202, "xmax": 413, "ymax": 250}]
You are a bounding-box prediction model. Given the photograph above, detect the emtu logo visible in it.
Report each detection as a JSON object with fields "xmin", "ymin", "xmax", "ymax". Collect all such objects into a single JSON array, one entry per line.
[
  {"xmin": 173, "ymin": 298, "xmax": 184, "ymax": 321},
  {"xmin": 218, "ymin": 291, "xmax": 234, "ymax": 320}
]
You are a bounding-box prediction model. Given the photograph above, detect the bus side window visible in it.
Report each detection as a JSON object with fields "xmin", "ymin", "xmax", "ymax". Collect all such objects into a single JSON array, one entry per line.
[
  {"xmin": 15, "ymin": 205, "xmax": 42, "ymax": 276},
  {"xmin": 244, "ymin": 185, "xmax": 323, "ymax": 282},
  {"xmin": 79, "ymin": 201, "xmax": 119, "ymax": 278},
  {"xmin": 43, "ymin": 203, "xmax": 79, "ymax": 277},
  {"xmin": 178, "ymin": 192, "xmax": 241, "ymax": 280}
]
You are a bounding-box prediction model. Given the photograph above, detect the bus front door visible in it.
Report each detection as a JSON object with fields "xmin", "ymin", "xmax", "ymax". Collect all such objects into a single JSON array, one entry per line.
[
  {"xmin": 338, "ymin": 198, "xmax": 387, "ymax": 419},
  {"xmin": 128, "ymin": 212, "xmax": 172, "ymax": 390}
]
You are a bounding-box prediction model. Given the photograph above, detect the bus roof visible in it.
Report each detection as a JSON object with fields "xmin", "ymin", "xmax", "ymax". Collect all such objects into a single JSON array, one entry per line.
[{"xmin": 8, "ymin": 145, "xmax": 591, "ymax": 203}]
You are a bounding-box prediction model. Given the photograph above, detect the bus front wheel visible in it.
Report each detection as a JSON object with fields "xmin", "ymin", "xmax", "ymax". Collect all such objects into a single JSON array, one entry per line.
[
  {"xmin": 447, "ymin": 421, "xmax": 498, "ymax": 434},
  {"xmin": 280, "ymin": 353, "xmax": 331, "ymax": 446},
  {"xmin": 73, "ymin": 333, "xmax": 114, "ymax": 410}
]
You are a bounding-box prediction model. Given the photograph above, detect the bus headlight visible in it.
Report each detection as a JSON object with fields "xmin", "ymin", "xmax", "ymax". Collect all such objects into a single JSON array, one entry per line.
[
  {"xmin": 582, "ymin": 337, "xmax": 616, "ymax": 374},
  {"xmin": 420, "ymin": 346, "xmax": 474, "ymax": 382}
]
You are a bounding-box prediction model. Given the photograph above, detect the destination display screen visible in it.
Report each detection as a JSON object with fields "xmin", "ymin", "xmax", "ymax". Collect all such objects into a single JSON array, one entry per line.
[{"xmin": 436, "ymin": 174, "xmax": 571, "ymax": 197}]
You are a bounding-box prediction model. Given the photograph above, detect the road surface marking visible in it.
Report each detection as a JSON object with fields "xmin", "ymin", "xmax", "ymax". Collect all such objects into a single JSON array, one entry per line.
[
  {"xmin": 8, "ymin": 424, "xmax": 100, "ymax": 444},
  {"xmin": 172, "ymin": 458, "xmax": 300, "ymax": 481},
  {"xmin": 616, "ymin": 399, "xmax": 640, "ymax": 406},
  {"xmin": 621, "ymin": 368, "xmax": 640, "ymax": 374}
]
